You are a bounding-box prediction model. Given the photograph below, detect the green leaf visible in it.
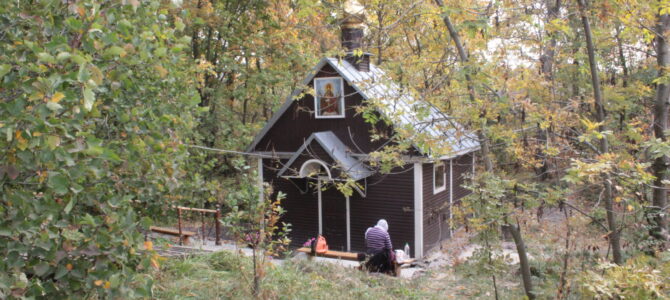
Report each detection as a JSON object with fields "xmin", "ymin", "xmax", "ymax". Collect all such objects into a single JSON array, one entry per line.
[
  {"xmin": 56, "ymin": 52, "xmax": 71, "ymax": 61},
  {"xmin": 48, "ymin": 173, "xmax": 69, "ymax": 195},
  {"xmin": 64, "ymin": 198, "xmax": 75, "ymax": 214},
  {"xmin": 46, "ymin": 135, "xmax": 60, "ymax": 150},
  {"xmin": 83, "ymin": 87, "xmax": 95, "ymax": 111},
  {"xmin": 0, "ymin": 228, "xmax": 11, "ymax": 237},
  {"xmin": 104, "ymin": 46, "xmax": 127, "ymax": 58},
  {"xmin": 71, "ymin": 54, "xmax": 87, "ymax": 65},
  {"xmin": 46, "ymin": 101, "xmax": 63, "ymax": 112},
  {"xmin": 0, "ymin": 64, "xmax": 11, "ymax": 79},
  {"xmin": 37, "ymin": 52, "xmax": 55, "ymax": 64},
  {"xmin": 33, "ymin": 262, "xmax": 51, "ymax": 277},
  {"xmin": 155, "ymin": 47, "xmax": 167, "ymax": 57},
  {"xmin": 175, "ymin": 18, "xmax": 185, "ymax": 31},
  {"xmin": 54, "ymin": 265, "xmax": 68, "ymax": 280}
]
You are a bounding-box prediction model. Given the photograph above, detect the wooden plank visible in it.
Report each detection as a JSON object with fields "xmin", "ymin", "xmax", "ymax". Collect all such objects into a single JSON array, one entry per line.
[
  {"xmin": 173, "ymin": 206, "xmax": 218, "ymax": 214},
  {"xmin": 150, "ymin": 226, "xmax": 196, "ymax": 236},
  {"xmin": 296, "ymin": 247, "xmax": 360, "ymax": 261}
]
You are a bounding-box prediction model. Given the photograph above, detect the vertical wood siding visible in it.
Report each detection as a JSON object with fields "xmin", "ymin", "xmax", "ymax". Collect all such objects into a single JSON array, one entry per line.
[
  {"xmin": 349, "ymin": 165, "xmax": 415, "ymax": 255},
  {"xmin": 453, "ymin": 153, "xmax": 474, "ymax": 203},
  {"xmin": 281, "ymin": 140, "xmax": 340, "ymax": 178},
  {"xmin": 265, "ymin": 158, "xmax": 415, "ymax": 254},
  {"xmin": 263, "ymin": 158, "xmax": 319, "ymax": 248},
  {"xmin": 254, "ymin": 64, "xmax": 392, "ymax": 154},
  {"xmin": 422, "ymin": 161, "xmax": 451, "ymax": 253}
]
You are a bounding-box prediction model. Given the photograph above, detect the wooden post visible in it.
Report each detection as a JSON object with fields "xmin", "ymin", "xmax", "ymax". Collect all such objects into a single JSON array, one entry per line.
[
  {"xmin": 201, "ymin": 211, "xmax": 206, "ymax": 245},
  {"xmin": 215, "ymin": 204, "xmax": 221, "ymax": 245},
  {"xmin": 177, "ymin": 207, "xmax": 183, "ymax": 245}
]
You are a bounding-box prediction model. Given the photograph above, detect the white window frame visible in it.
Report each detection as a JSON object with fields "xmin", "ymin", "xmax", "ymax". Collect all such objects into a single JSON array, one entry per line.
[
  {"xmin": 314, "ymin": 77, "xmax": 345, "ymax": 119},
  {"xmin": 433, "ymin": 161, "xmax": 447, "ymax": 194}
]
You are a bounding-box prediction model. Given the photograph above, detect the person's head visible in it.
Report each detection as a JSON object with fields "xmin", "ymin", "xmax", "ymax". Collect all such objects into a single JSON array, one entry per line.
[{"xmin": 376, "ymin": 219, "xmax": 388, "ymax": 232}]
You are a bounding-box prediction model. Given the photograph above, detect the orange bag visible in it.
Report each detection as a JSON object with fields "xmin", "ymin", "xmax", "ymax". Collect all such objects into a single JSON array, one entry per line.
[{"xmin": 315, "ymin": 235, "xmax": 328, "ymax": 254}]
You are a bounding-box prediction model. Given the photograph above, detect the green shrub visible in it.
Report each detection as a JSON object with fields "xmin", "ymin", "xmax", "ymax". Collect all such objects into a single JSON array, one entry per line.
[
  {"xmin": 0, "ymin": 0, "xmax": 199, "ymax": 297},
  {"xmin": 578, "ymin": 254, "xmax": 670, "ymax": 299}
]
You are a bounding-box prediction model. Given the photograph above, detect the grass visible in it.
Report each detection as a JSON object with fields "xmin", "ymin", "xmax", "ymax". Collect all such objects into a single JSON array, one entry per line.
[
  {"xmin": 152, "ymin": 249, "xmax": 532, "ymax": 300},
  {"xmin": 152, "ymin": 210, "xmax": 669, "ymax": 299}
]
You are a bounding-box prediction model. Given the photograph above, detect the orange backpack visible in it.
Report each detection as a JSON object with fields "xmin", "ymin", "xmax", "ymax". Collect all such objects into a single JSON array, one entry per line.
[{"xmin": 315, "ymin": 235, "xmax": 328, "ymax": 254}]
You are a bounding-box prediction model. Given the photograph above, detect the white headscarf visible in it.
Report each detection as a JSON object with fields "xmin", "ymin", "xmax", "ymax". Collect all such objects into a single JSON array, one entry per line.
[
  {"xmin": 375, "ymin": 219, "xmax": 388, "ymax": 232},
  {"xmin": 365, "ymin": 219, "xmax": 389, "ymax": 238}
]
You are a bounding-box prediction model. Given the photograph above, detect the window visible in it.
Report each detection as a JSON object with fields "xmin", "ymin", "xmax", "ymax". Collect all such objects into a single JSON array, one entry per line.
[
  {"xmin": 314, "ymin": 77, "xmax": 345, "ymax": 118},
  {"xmin": 434, "ymin": 162, "xmax": 446, "ymax": 194}
]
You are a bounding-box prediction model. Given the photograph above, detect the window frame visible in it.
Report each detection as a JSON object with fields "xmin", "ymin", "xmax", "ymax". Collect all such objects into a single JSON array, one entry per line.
[
  {"xmin": 314, "ymin": 77, "xmax": 346, "ymax": 119},
  {"xmin": 433, "ymin": 161, "xmax": 447, "ymax": 194}
]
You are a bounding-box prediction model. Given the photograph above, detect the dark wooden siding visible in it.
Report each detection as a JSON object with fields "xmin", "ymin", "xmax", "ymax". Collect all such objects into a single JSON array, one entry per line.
[
  {"xmin": 281, "ymin": 140, "xmax": 342, "ymax": 179},
  {"xmin": 321, "ymin": 185, "xmax": 347, "ymax": 251},
  {"xmin": 253, "ymin": 64, "xmax": 392, "ymax": 153},
  {"xmin": 349, "ymin": 164, "xmax": 415, "ymax": 256},
  {"xmin": 265, "ymin": 159, "xmax": 416, "ymax": 255},
  {"xmin": 422, "ymin": 161, "xmax": 451, "ymax": 253},
  {"xmin": 263, "ymin": 158, "xmax": 320, "ymax": 249},
  {"xmin": 453, "ymin": 153, "xmax": 474, "ymax": 203}
]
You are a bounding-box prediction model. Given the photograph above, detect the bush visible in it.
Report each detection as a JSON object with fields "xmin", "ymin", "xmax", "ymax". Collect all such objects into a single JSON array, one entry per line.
[
  {"xmin": 578, "ymin": 254, "xmax": 670, "ymax": 299},
  {"xmin": 0, "ymin": 0, "xmax": 199, "ymax": 297}
]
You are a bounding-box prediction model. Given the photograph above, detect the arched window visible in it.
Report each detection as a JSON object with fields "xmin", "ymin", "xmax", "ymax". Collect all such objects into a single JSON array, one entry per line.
[{"xmin": 299, "ymin": 159, "xmax": 332, "ymax": 179}]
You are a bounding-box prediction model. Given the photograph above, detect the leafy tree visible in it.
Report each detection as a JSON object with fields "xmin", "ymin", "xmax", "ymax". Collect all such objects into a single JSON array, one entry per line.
[{"xmin": 0, "ymin": 0, "xmax": 199, "ymax": 297}]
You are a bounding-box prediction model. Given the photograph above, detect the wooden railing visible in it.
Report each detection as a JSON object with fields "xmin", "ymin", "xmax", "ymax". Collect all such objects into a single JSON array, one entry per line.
[{"xmin": 174, "ymin": 205, "xmax": 222, "ymax": 246}]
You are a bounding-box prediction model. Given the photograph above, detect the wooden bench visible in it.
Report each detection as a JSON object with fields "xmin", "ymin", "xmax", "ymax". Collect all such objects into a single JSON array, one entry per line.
[
  {"xmin": 296, "ymin": 247, "xmax": 362, "ymax": 261},
  {"xmin": 150, "ymin": 226, "xmax": 197, "ymax": 245}
]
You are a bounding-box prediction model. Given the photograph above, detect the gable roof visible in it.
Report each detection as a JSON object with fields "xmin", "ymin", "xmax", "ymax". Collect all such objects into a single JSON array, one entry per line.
[
  {"xmin": 246, "ymin": 57, "xmax": 480, "ymax": 159},
  {"xmin": 278, "ymin": 131, "xmax": 373, "ymax": 181}
]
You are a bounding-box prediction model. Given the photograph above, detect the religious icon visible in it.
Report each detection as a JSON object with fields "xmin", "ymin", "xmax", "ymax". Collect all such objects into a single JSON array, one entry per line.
[{"xmin": 315, "ymin": 77, "xmax": 344, "ymax": 117}]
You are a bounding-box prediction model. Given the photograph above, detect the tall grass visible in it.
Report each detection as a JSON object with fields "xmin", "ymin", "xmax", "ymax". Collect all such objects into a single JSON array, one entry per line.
[{"xmin": 152, "ymin": 250, "xmax": 533, "ymax": 299}]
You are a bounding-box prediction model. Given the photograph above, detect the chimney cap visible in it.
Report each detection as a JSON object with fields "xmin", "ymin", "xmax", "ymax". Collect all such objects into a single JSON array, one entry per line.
[{"xmin": 342, "ymin": 0, "xmax": 366, "ymax": 28}]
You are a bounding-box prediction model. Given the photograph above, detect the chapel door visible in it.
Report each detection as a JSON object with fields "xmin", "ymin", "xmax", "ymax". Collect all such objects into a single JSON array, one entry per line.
[{"xmin": 319, "ymin": 180, "xmax": 348, "ymax": 252}]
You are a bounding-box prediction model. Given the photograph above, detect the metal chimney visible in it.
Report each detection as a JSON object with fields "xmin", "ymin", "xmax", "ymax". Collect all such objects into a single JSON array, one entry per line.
[{"xmin": 341, "ymin": 6, "xmax": 371, "ymax": 71}]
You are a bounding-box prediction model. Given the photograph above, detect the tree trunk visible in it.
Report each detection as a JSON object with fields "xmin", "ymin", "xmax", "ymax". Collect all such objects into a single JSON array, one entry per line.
[
  {"xmin": 615, "ymin": 24, "xmax": 629, "ymax": 88},
  {"xmin": 434, "ymin": 0, "xmax": 493, "ymax": 172},
  {"xmin": 652, "ymin": 8, "xmax": 670, "ymax": 244},
  {"xmin": 536, "ymin": 0, "xmax": 561, "ymax": 181},
  {"xmin": 504, "ymin": 222, "xmax": 534, "ymax": 300},
  {"xmin": 435, "ymin": 1, "xmax": 532, "ymax": 297},
  {"xmin": 539, "ymin": 0, "xmax": 561, "ymax": 79},
  {"xmin": 577, "ymin": 0, "xmax": 623, "ymax": 264}
]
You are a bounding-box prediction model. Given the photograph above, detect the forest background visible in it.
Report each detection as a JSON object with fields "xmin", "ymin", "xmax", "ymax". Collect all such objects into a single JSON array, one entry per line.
[{"xmin": 1, "ymin": 0, "xmax": 670, "ymax": 298}]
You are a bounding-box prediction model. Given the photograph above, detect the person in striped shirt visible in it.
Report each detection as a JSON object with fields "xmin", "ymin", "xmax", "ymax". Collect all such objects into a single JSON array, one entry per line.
[
  {"xmin": 363, "ymin": 219, "xmax": 397, "ymax": 274},
  {"xmin": 365, "ymin": 219, "xmax": 393, "ymax": 254}
]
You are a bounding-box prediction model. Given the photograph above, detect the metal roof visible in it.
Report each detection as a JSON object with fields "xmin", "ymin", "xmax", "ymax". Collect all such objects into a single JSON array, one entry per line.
[
  {"xmin": 278, "ymin": 131, "xmax": 374, "ymax": 181},
  {"xmin": 246, "ymin": 57, "xmax": 480, "ymax": 159}
]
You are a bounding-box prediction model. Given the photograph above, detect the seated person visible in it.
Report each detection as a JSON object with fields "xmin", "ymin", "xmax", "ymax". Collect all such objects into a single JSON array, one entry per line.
[{"xmin": 363, "ymin": 219, "xmax": 395, "ymax": 274}]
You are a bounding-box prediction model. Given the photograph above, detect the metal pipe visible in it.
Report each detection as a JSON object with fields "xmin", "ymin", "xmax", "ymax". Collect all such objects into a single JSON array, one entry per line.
[
  {"xmin": 201, "ymin": 211, "xmax": 206, "ymax": 245},
  {"xmin": 215, "ymin": 204, "xmax": 221, "ymax": 245},
  {"xmin": 177, "ymin": 208, "xmax": 183, "ymax": 245}
]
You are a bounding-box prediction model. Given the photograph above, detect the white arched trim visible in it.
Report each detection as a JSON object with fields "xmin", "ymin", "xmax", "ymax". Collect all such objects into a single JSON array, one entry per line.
[{"xmin": 298, "ymin": 159, "xmax": 332, "ymax": 180}]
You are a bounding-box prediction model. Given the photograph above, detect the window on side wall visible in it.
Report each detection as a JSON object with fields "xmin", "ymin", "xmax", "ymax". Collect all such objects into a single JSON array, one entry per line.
[
  {"xmin": 314, "ymin": 77, "xmax": 345, "ymax": 118},
  {"xmin": 434, "ymin": 162, "xmax": 446, "ymax": 194}
]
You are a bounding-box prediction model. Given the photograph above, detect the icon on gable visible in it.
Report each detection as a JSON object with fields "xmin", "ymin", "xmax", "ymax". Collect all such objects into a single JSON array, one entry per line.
[{"xmin": 315, "ymin": 77, "xmax": 344, "ymax": 118}]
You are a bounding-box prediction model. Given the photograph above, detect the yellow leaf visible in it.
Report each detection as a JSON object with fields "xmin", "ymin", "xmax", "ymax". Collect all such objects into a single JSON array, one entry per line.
[
  {"xmin": 144, "ymin": 240, "xmax": 153, "ymax": 251},
  {"xmin": 94, "ymin": 280, "xmax": 103, "ymax": 286},
  {"xmin": 150, "ymin": 257, "xmax": 160, "ymax": 269},
  {"xmin": 50, "ymin": 92, "xmax": 65, "ymax": 103},
  {"xmin": 154, "ymin": 65, "xmax": 168, "ymax": 78}
]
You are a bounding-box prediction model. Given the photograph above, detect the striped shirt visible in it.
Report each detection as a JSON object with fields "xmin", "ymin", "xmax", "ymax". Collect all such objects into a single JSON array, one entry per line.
[{"xmin": 365, "ymin": 226, "xmax": 393, "ymax": 254}]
